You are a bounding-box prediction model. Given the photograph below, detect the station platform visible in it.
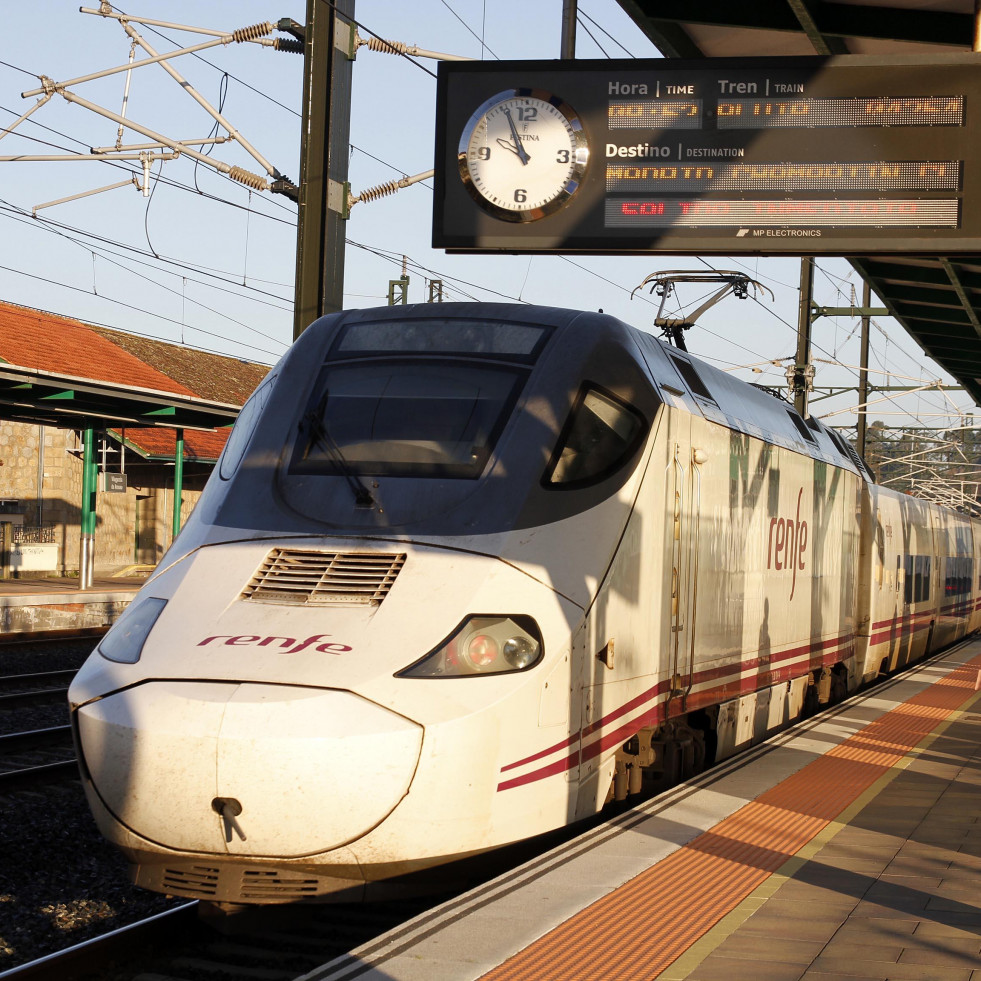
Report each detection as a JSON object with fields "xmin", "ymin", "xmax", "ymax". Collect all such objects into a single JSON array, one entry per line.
[
  {"xmin": 0, "ymin": 574, "xmax": 143, "ymax": 635},
  {"xmin": 300, "ymin": 637, "xmax": 981, "ymax": 981}
]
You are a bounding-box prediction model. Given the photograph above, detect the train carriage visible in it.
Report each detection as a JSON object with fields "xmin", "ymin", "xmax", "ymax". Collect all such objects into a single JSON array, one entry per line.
[{"xmin": 67, "ymin": 303, "xmax": 981, "ymax": 904}]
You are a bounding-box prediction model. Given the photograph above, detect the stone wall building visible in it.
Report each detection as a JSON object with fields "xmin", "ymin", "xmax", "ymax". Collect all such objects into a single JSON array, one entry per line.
[{"xmin": 0, "ymin": 300, "xmax": 271, "ymax": 577}]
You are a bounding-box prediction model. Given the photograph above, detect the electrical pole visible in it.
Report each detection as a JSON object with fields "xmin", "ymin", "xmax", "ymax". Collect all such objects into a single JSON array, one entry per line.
[
  {"xmin": 792, "ymin": 258, "xmax": 814, "ymax": 417},
  {"xmin": 857, "ymin": 281, "xmax": 872, "ymax": 459},
  {"xmin": 561, "ymin": 0, "xmax": 577, "ymax": 58},
  {"xmin": 292, "ymin": 0, "xmax": 356, "ymax": 339}
]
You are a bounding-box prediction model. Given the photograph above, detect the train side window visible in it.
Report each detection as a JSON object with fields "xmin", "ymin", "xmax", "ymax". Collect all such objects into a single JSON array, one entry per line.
[
  {"xmin": 219, "ymin": 373, "xmax": 276, "ymax": 480},
  {"xmin": 786, "ymin": 410, "xmax": 817, "ymax": 445},
  {"xmin": 544, "ymin": 385, "xmax": 646, "ymax": 488},
  {"xmin": 946, "ymin": 556, "xmax": 973, "ymax": 596},
  {"xmin": 909, "ymin": 554, "xmax": 931, "ymax": 604}
]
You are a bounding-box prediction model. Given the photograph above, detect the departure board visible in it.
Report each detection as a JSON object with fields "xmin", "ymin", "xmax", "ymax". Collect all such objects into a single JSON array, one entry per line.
[{"xmin": 432, "ymin": 55, "xmax": 981, "ymax": 256}]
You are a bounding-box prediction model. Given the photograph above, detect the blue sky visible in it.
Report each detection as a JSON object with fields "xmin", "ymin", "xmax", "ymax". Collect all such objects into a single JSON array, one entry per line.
[{"xmin": 0, "ymin": 1, "xmax": 973, "ymax": 442}]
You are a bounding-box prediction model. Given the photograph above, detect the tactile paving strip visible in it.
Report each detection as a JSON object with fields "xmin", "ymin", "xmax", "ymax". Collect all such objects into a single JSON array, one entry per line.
[{"xmin": 478, "ymin": 655, "xmax": 981, "ymax": 981}]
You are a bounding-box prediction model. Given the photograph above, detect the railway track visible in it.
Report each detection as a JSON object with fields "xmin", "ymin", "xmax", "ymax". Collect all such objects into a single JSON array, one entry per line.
[
  {"xmin": 0, "ymin": 904, "xmax": 197, "ymax": 981},
  {"xmin": 0, "ymin": 893, "xmax": 454, "ymax": 980},
  {"xmin": 0, "ymin": 670, "xmax": 76, "ymax": 706},
  {"xmin": 0, "ymin": 725, "xmax": 76, "ymax": 792},
  {"xmin": 0, "ymin": 645, "xmax": 964, "ymax": 979},
  {"xmin": 0, "ymin": 637, "xmax": 89, "ymax": 792}
]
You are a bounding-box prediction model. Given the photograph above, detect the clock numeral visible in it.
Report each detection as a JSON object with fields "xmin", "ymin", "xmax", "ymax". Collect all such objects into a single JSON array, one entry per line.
[
  {"xmin": 556, "ymin": 149, "xmax": 570, "ymax": 164},
  {"xmin": 477, "ymin": 146, "xmax": 491, "ymax": 161},
  {"xmin": 515, "ymin": 106, "xmax": 538, "ymax": 122},
  {"xmin": 514, "ymin": 188, "xmax": 528, "ymax": 203}
]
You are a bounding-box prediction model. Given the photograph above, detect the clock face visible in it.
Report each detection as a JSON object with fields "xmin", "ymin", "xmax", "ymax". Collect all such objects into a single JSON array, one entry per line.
[{"xmin": 458, "ymin": 90, "xmax": 589, "ymax": 222}]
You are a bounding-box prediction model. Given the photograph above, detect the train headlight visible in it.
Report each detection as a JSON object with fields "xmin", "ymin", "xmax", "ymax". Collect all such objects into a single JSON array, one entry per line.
[
  {"xmin": 97, "ymin": 595, "xmax": 167, "ymax": 664},
  {"xmin": 397, "ymin": 615, "xmax": 543, "ymax": 678},
  {"xmin": 502, "ymin": 635, "xmax": 539, "ymax": 669}
]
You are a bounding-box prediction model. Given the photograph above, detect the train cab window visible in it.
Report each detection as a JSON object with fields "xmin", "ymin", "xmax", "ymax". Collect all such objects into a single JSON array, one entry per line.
[
  {"xmin": 544, "ymin": 385, "xmax": 645, "ymax": 488},
  {"xmin": 289, "ymin": 361, "xmax": 525, "ymax": 479}
]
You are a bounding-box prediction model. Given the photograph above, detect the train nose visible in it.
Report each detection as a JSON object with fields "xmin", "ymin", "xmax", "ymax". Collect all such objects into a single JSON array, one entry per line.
[{"xmin": 75, "ymin": 682, "xmax": 422, "ymax": 857}]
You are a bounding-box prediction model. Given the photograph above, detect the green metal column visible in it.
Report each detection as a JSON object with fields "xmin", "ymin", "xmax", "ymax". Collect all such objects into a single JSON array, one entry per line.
[
  {"xmin": 172, "ymin": 428, "xmax": 184, "ymax": 540},
  {"xmin": 79, "ymin": 427, "xmax": 97, "ymax": 588}
]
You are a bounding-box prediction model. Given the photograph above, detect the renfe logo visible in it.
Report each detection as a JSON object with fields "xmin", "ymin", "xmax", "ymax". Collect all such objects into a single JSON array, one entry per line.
[
  {"xmin": 197, "ymin": 634, "xmax": 352, "ymax": 655},
  {"xmin": 767, "ymin": 487, "xmax": 808, "ymax": 600}
]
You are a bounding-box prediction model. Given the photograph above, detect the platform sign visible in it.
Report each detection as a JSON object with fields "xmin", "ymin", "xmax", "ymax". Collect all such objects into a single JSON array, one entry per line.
[
  {"xmin": 433, "ymin": 55, "xmax": 981, "ymax": 256},
  {"xmin": 104, "ymin": 472, "xmax": 127, "ymax": 493}
]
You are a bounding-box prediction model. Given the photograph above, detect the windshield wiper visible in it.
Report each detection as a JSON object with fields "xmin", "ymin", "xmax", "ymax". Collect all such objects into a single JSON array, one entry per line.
[{"xmin": 300, "ymin": 390, "xmax": 375, "ymax": 508}]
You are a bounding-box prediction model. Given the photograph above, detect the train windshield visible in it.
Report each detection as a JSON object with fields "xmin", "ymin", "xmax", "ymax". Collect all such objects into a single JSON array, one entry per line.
[{"xmin": 290, "ymin": 361, "xmax": 526, "ymax": 479}]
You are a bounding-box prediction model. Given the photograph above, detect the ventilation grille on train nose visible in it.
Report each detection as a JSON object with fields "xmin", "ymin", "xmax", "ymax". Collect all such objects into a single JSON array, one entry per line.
[
  {"xmin": 160, "ymin": 865, "xmax": 220, "ymax": 898},
  {"xmin": 242, "ymin": 549, "xmax": 406, "ymax": 606},
  {"xmin": 145, "ymin": 863, "xmax": 356, "ymax": 903},
  {"xmin": 240, "ymin": 868, "xmax": 324, "ymax": 900}
]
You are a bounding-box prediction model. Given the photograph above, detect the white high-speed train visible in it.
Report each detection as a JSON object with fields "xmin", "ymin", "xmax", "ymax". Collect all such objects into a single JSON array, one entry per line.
[{"xmin": 68, "ymin": 303, "xmax": 981, "ymax": 905}]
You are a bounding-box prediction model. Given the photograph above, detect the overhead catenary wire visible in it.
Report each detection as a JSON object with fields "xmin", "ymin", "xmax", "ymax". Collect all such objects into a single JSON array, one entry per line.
[
  {"xmin": 0, "ymin": 216, "xmax": 292, "ymax": 348},
  {"xmin": 577, "ymin": 6, "xmax": 638, "ymax": 57},
  {"xmin": 0, "ymin": 261, "xmax": 286, "ymax": 359},
  {"xmin": 0, "ymin": 197, "xmax": 294, "ymax": 297},
  {"xmin": 694, "ymin": 254, "xmax": 969, "ymax": 438},
  {"xmin": 2, "ymin": 6, "xmax": 975, "ymax": 475},
  {"xmin": 435, "ymin": 0, "xmax": 501, "ymax": 59},
  {"xmin": 0, "ymin": 102, "xmax": 298, "ymax": 222}
]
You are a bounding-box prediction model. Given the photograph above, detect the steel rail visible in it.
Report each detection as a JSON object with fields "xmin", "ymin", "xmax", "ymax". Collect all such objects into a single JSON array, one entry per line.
[
  {"xmin": 0, "ymin": 903, "xmax": 197, "ymax": 980},
  {"xmin": 0, "ymin": 688, "xmax": 70, "ymax": 709},
  {"xmin": 0, "ymin": 760, "xmax": 78, "ymax": 792},
  {"xmin": 0, "ymin": 669, "xmax": 78, "ymax": 688},
  {"xmin": 0, "ymin": 725, "xmax": 72, "ymax": 753}
]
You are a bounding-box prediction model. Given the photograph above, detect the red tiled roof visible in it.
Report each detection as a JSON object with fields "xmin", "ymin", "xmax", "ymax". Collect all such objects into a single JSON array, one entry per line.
[
  {"xmin": 0, "ymin": 299, "xmax": 273, "ymax": 462},
  {"xmin": 0, "ymin": 301, "xmax": 198, "ymax": 397},
  {"xmin": 88, "ymin": 325, "xmax": 269, "ymax": 405},
  {"xmin": 117, "ymin": 427, "xmax": 231, "ymax": 462}
]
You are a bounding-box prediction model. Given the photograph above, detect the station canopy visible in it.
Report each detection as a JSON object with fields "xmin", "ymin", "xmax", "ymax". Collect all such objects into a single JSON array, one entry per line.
[{"xmin": 616, "ymin": 0, "xmax": 981, "ymax": 406}]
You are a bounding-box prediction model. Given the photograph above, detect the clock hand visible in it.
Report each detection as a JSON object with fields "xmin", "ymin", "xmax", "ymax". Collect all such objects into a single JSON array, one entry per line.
[
  {"xmin": 503, "ymin": 108, "xmax": 531, "ymax": 165},
  {"xmin": 496, "ymin": 137, "xmax": 526, "ymax": 159}
]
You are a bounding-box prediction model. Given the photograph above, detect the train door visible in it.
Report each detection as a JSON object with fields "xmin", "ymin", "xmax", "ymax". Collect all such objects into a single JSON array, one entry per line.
[
  {"xmin": 666, "ymin": 413, "xmax": 699, "ymax": 713},
  {"xmin": 970, "ymin": 519, "xmax": 981, "ymax": 636},
  {"xmin": 573, "ymin": 403, "xmax": 688, "ymax": 817}
]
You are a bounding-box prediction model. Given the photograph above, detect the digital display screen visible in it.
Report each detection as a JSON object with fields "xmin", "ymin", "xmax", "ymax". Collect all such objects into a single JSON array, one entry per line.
[
  {"xmin": 608, "ymin": 100, "xmax": 703, "ymax": 129},
  {"xmin": 605, "ymin": 199, "xmax": 959, "ymax": 227},
  {"xmin": 715, "ymin": 96, "xmax": 964, "ymax": 129},
  {"xmin": 434, "ymin": 55, "xmax": 981, "ymax": 256},
  {"xmin": 605, "ymin": 161, "xmax": 961, "ymax": 193}
]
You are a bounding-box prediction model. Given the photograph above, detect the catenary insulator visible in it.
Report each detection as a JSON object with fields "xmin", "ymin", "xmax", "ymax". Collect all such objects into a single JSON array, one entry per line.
[
  {"xmin": 228, "ymin": 166, "xmax": 268, "ymax": 191},
  {"xmin": 365, "ymin": 36, "xmax": 409, "ymax": 55},
  {"xmin": 351, "ymin": 169, "xmax": 434, "ymax": 207},
  {"xmin": 232, "ymin": 22, "xmax": 274, "ymax": 43},
  {"xmin": 357, "ymin": 179, "xmax": 402, "ymax": 203},
  {"xmin": 273, "ymin": 37, "xmax": 304, "ymax": 54}
]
